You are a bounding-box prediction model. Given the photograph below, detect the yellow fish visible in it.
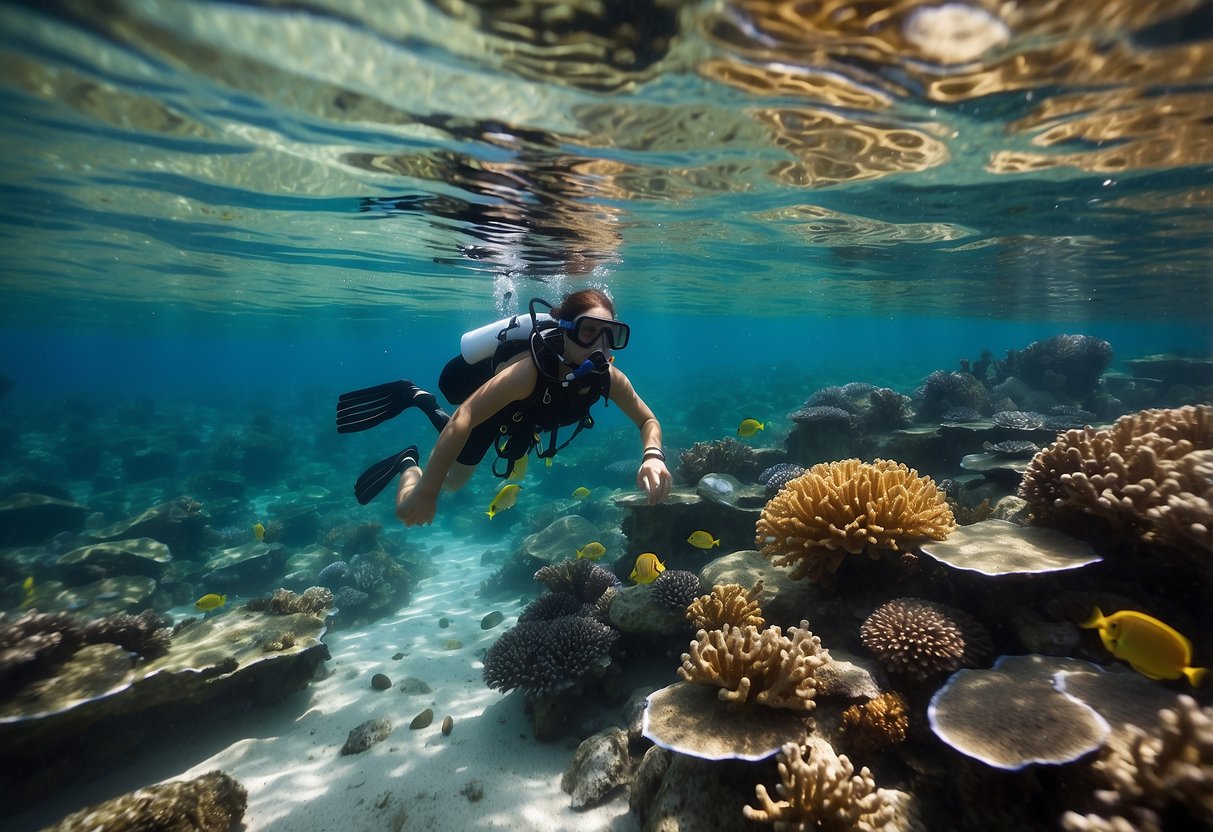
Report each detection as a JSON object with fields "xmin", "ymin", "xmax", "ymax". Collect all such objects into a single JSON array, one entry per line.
[
  {"xmin": 22, "ymin": 575, "xmax": 34, "ymax": 594},
  {"xmin": 253, "ymin": 522, "xmax": 266, "ymax": 542},
  {"xmin": 1081, "ymin": 607, "xmax": 1207, "ymax": 686},
  {"xmin": 576, "ymin": 542, "xmax": 606, "ymax": 560},
  {"xmin": 195, "ymin": 593, "xmax": 227, "ymax": 612},
  {"xmin": 687, "ymin": 530, "xmax": 720, "ymax": 549},
  {"xmin": 507, "ymin": 454, "xmax": 529, "ymax": 481},
  {"xmin": 572, "ymin": 486, "xmax": 591, "ymax": 499},
  {"xmin": 487, "ymin": 483, "xmax": 522, "ymax": 519},
  {"xmin": 629, "ymin": 553, "xmax": 665, "ymax": 584},
  {"xmin": 737, "ymin": 418, "xmax": 765, "ymax": 437}
]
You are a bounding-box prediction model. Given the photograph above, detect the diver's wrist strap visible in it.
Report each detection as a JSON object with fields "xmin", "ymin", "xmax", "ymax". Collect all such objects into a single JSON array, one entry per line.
[{"xmin": 643, "ymin": 446, "xmax": 665, "ymax": 462}]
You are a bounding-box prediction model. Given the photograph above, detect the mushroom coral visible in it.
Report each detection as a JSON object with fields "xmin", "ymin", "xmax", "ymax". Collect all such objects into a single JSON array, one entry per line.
[
  {"xmin": 686, "ymin": 581, "xmax": 765, "ymax": 631},
  {"xmin": 756, "ymin": 459, "xmax": 955, "ymax": 584},
  {"xmin": 1019, "ymin": 404, "xmax": 1213, "ymax": 559},
  {"xmin": 743, "ymin": 738, "xmax": 898, "ymax": 831},
  {"xmin": 679, "ymin": 621, "xmax": 830, "ymax": 712},
  {"xmin": 1062, "ymin": 695, "xmax": 1213, "ymax": 832},
  {"xmin": 861, "ymin": 598, "xmax": 991, "ymax": 682}
]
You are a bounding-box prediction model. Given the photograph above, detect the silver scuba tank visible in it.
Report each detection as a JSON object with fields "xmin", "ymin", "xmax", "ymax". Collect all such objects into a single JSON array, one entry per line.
[{"xmin": 460, "ymin": 312, "xmax": 554, "ymax": 363}]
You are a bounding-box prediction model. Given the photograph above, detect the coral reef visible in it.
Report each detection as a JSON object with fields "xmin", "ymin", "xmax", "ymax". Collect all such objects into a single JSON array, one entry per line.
[
  {"xmin": 1019, "ymin": 404, "xmax": 1213, "ymax": 559},
  {"xmin": 755, "ymin": 459, "xmax": 955, "ymax": 584},
  {"xmin": 482, "ymin": 615, "xmax": 618, "ymax": 696},
  {"xmin": 676, "ymin": 437, "xmax": 759, "ymax": 484},
  {"xmin": 44, "ymin": 770, "xmax": 247, "ymax": 832},
  {"xmin": 0, "ymin": 610, "xmax": 85, "ymax": 692},
  {"xmin": 80, "ymin": 609, "xmax": 172, "ymax": 660},
  {"xmin": 992, "ymin": 410, "xmax": 1047, "ymax": 430},
  {"xmin": 996, "ymin": 334, "xmax": 1113, "ymax": 399},
  {"xmin": 840, "ymin": 692, "xmax": 910, "ymax": 754},
  {"xmin": 678, "ymin": 621, "xmax": 829, "ymax": 712},
  {"xmin": 246, "ymin": 587, "xmax": 334, "ymax": 616},
  {"xmin": 743, "ymin": 739, "xmax": 897, "ymax": 831},
  {"xmin": 686, "ymin": 581, "xmax": 765, "ymax": 631},
  {"xmin": 518, "ymin": 591, "xmax": 585, "ymax": 623},
  {"xmin": 760, "ymin": 463, "xmax": 806, "ymax": 499},
  {"xmin": 650, "ymin": 570, "xmax": 702, "ymax": 612},
  {"xmin": 860, "ymin": 598, "xmax": 991, "ymax": 682},
  {"xmin": 1062, "ymin": 695, "xmax": 1213, "ymax": 832},
  {"xmin": 533, "ymin": 558, "xmax": 619, "ymax": 603},
  {"xmin": 864, "ymin": 387, "xmax": 914, "ymax": 431},
  {"xmin": 914, "ymin": 370, "xmax": 990, "ymax": 420}
]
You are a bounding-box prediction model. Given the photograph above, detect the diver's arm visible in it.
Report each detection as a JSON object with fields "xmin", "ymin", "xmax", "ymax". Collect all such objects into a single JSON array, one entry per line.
[
  {"xmin": 397, "ymin": 360, "xmax": 536, "ymax": 524},
  {"xmin": 608, "ymin": 366, "xmax": 671, "ymax": 505}
]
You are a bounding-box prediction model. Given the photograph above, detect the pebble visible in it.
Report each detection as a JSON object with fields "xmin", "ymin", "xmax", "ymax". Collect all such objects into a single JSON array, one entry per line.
[
  {"xmin": 398, "ymin": 677, "xmax": 432, "ymax": 695},
  {"xmin": 438, "ymin": 617, "xmax": 450, "ymax": 628},
  {"xmin": 444, "ymin": 639, "xmax": 462, "ymax": 650},
  {"xmin": 392, "ymin": 652, "xmax": 404, "ymax": 661},
  {"xmin": 441, "ymin": 715, "xmax": 454, "ymax": 736},
  {"xmin": 371, "ymin": 673, "xmax": 392, "ymax": 691},
  {"xmin": 410, "ymin": 708, "xmax": 434, "ymax": 729},
  {"xmin": 341, "ymin": 718, "xmax": 393, "ymax": 755},
  {"xmin": 480, "ymin": 610, "xmax": 504, "ymax": 630}
]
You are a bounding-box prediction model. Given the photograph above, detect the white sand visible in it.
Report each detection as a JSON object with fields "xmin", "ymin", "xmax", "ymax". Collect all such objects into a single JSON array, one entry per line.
[{"xmin": 13, "ymin": 530, "xmax": 641, "ymax": 832}]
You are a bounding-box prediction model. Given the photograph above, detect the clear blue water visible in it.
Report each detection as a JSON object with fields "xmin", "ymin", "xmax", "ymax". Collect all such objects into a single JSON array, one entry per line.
[{"xmin": 2, "ymin": 1, "xmax": 1213, "ymax": 828}]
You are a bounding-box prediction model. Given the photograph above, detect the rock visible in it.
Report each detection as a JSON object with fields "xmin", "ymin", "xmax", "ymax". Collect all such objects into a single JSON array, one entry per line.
[
  {"xmin": 624, "ymin": 686, "xmax": 657, "ymax": 746},
  {"xmin": 42, "ymin": 770, "xmax": 247, "ymax": 832},
  {"xmin": 89, "ymin": 498, "xmax": 209, "ymax": 559},
  {"xmin": 410, "ymin": 708, "xmax": 434, "ymax": 729},
  {"xmin": 439, "ymin": 617, "xmax": 450, "ymax": 628},
  {"xmin": 638, "ymin": 752, "xmax": 757, "ymax": 831},
  {"xmin": 341, "ymin": 718, "xmax": 393, "ymax": 755},
  {"xmin": 695, "ymin": 474, "xmax": 765, "ymax": 509},
  {"xmin": 990, "ymin": 495, "xmax": 1029, "ymax": 522},
  {"xmin": 480, "ymin": 611, "xmax": 505, "ymax": 629},
  {"xmin": 202, "ymin": 542, "xmax": 288, "ymax": 590},
  {"xmin": 399, "ymin": 677, "xmax": 431, "ymax": 695},
  {"xmin": 371, "ymin": 673, "xmax": 392, "ymax": 690},
  {"xmin": 518, "ymin": 515, "xmax": 601, "ymax": 563},
  {"xmin": 560, "ymin": 727, "xmax": 630, "ymax": 810},
  {"xmin": 607, "ymin": 584, "xmax": 690, "ymax": 635},
  {"xmin": 31, "ymin": 575, "xmax": 158, "ymax": 618},
  {"xmin": 0, "ymin": 493, "xmax": 88, "ymax": 547},
  {"xmin": 441, "ymin": 715, "xmax": 454, "ymax": 735},
  {"xmin": 814, "ymin": 649, "xmax": 883, "ymax": 700},
  {"xmin": 57, "ymin": 537, "xmax": 171, "ymax": 579}
]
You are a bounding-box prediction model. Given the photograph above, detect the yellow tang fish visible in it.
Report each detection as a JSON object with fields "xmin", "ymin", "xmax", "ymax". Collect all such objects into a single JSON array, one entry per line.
[
  {"xmin": 687, "ymin": 530, "xmax": 720, "ymax": 549},
  {"xmin": 1081, "ymin": 607, "xmax": 1207, "ymax": 686},
  {"xmin": 195, "ymin": 593, "xmax": 227, "ymax": 612},
  {"xmin": 487, "ymin": 483, "xmax": 522, "ymax": 519},
  {"xmin": 576, "ymin": 542, "xmax": 606, "ymax": 561},
  {"xmin": 22, "ymin": 575, "xmax": 34, "ymax": 594},
  {"xmin": 572, "ymin": 486, "xmax": 591, "ymax": 499},
  {"xmin": 507, "ymin": 454, "xmax": 529, "ymax": 481},
  {"xmin": 253, "ymin": 522, "xmax": 266, "ymax": 542},
  {"xmin": 737, "ymin": 418, "xmax": 765, "ymax": 437},
  {"xmin": 629, "ymin": 553, "xmax": 665, "ymax": 584}
]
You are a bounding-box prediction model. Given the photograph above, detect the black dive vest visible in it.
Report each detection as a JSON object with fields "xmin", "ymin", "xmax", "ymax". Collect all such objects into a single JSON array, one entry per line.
[{"xmin": 438, "ymin": 331, "xmax": 612, "ymax": 477}]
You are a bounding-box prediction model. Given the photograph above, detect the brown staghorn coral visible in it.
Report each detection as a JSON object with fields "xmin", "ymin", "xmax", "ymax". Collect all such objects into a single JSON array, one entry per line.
[
  {"xmin": 1062, "ymin": 694, "xmax": 1213, "ymax": 832},
  {"xmin": 678, "ymin": 621, "xmax": 829, "ymax": 712},
  {"xmin": 861, "ymin": 598, "xmax": 992, "ymax": 682},
  {"xmin": 686, "ymin": 581, "xmax": 765, "ymax": 631},
  {"xmin": 1020, "ymin": 404, "xmax": 1213, "ymax": 558},
  {"xmin": 756, "ymin": 459, "xmax": 954, "ymax": 584},
  {"xmin": 840, "ymin": 692, "xmax": 910, "ymax": 754},
  {"xmin": 744, "ymin": 739, "xmax": 897, "ymax": 831}
]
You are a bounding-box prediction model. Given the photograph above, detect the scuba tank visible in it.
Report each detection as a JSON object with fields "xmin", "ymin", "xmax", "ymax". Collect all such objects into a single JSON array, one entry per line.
[{"xmin": 460, "ymin": 311, "xmax": 553, "ymax": 364}]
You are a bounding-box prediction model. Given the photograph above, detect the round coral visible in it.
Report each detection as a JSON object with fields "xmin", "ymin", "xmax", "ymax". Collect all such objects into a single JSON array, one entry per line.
[
  {"xmin": 482, "ymin": 615, "xmax": 618, "ymax": 696},
  {"xmin": 651, "ymin": 570, "xmax": 702, "ymax": 612},
  {"xmin": 755, "ymin": 458, "xmax": 955, "ymax": 584},
  {"xmin": 861, "ymin": 597, "xmax": 991, "ymax": 681},
  {"xmin": 841, "ymin": 692, "xmax": 909, "ymax": 753}
]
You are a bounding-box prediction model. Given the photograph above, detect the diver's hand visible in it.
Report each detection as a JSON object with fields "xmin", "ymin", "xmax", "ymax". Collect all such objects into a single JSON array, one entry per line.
[
  {"xmin": 637, "ymin": 459, "xmax": 671, "ymax": 505},
  {"xmin": 396, "ymin": 490, "xmax": 438, "ymax": 527}
]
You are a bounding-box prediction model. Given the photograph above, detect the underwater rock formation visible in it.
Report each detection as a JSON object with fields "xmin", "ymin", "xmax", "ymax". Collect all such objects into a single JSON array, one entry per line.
[
  {"xmin": 561, "ymin": 726, "xmax": 631, "ymax": 810},
  {"xmin": 43, "ymin": 770, "xmax": 247, "ymax": 832},
  {"xmin": 995, "ymin": 334, "xmax": 1113, "ymax": 400},
  {"xmin": 755, "ymin": 459, "xmax": 955, "ymax": 585}
]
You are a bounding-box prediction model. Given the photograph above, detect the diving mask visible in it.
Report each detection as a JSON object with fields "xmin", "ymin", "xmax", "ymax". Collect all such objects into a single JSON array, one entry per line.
[{"xmin": 559, "ymin": 315, "xmax": 630, "ymax": 350}]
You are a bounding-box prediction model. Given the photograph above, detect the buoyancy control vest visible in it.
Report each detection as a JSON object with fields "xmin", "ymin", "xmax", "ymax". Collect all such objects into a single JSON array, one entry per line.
[{"xmin": 438, "ymin": 300, "xmax": 612, "ymax": 477}]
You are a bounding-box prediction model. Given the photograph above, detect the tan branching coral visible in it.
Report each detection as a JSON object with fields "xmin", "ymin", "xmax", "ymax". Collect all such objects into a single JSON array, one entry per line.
[
  {"xmin": 1062, "ymin": 695, "xmax": 1213, "ymax": 832},
  {"xmin": 756, "ymin": 459, "xmax": 954, "ymax": 584},
  {"xmin": 861, "ymin": 598, "xmax": 991, "ymax": 681},
  {"xmin": 686, "ymin": 581, "xmax": 765, "ymax": 631},
  {"xmin": 1020, "ymin": 405, "xmax": 1213, "ymax": 558},
  {"xmin": 744, "ymin": 739, "xmax": 897, "ymax": 831},
  {"xmin": 678, "ymin": 621, "xmax": 829, "ymax": 712},
  {"xmin": 840, "ymin": 692, "xmax": 910, "ymax": 754}
]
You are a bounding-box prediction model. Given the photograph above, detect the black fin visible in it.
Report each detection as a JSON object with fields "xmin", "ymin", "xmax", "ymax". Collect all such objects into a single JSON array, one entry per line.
[
  {"xmin": 337, "ymin": 380, "xmax": 444, "ymax": 433},
  {"xmin": 353, "ymin": 446, "xmax": 418, "ymax": 505}
]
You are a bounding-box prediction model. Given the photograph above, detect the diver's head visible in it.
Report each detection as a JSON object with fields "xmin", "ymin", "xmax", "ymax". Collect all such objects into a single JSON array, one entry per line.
[{"xmin": 552, "ymin": 289, "xmax": 629, "ymax": 364}]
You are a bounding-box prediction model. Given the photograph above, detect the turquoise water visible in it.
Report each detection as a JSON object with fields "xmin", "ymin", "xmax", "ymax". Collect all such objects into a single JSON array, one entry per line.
[{"xmin": 2, "ymin": 1, "xmax": 1213, "ymax": 829}]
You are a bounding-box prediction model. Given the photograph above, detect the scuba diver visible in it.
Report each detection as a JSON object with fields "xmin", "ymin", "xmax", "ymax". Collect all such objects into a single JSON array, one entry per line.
[{"xmin": 335, "ymin": 289, "xmax": 672, "ymax": 526}]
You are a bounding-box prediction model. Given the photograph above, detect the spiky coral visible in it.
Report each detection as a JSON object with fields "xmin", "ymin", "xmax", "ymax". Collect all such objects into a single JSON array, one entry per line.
[
  {"xmin": 756, "ymin": 459, "xmax": 955, "ymax": 584},
  {"xmin": 686, "ymin": 582, "xmax": 765, "ymax": 631},
  {"xmin": 840, "ymin": 692, "xmax": 909, "ymax": 754},
  {"xmin": 744, "ymin": 740, "xmax": 897, "ymax": 831},
  {"xmin": 676, "ymin": 437, "xmax": 758, "ymax": 484},
  {"xmin": 860, "ymin": 597, "xmax": 991, "ymax": 681},
  {"xmin": 678, "ymin": 621, "xmax": 829, "ymax": 712}
]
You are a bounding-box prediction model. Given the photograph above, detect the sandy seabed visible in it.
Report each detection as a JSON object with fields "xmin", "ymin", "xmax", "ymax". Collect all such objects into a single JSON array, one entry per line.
[{"xmin": 12, "ymin": 529, "xmax": 640, "ymax": 832}]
